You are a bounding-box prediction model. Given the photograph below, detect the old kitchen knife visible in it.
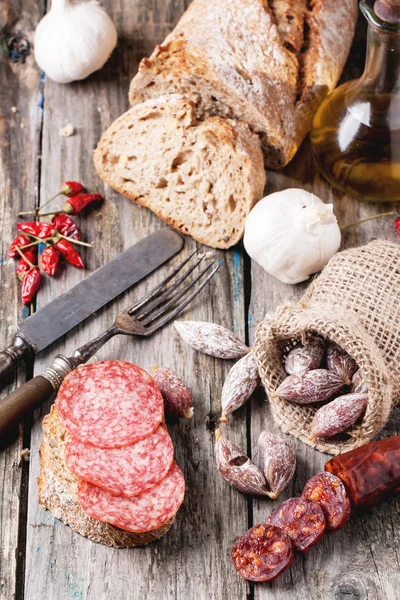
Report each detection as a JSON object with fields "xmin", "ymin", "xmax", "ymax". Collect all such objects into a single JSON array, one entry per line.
[{"xmin": 0, "ymin": 229, "xmax": 183, "ymax": 384}]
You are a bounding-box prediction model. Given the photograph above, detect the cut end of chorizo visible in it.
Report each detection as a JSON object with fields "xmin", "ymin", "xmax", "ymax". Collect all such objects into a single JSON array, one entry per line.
[
  {"xmin": 302, "ymin": 471, "xmax": 351, "ymax": 532},
  {"xmin": 266, "ymin": 497, "xmax": 326, "ymax": 553},
  {"xmin": 231, "ymin": 524, "xmax": 294, "ymax": 582}
]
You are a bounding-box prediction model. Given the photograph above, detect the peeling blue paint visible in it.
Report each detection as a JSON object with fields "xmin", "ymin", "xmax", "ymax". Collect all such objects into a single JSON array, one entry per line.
[{"xmin": 232, "ymin": 249, "xmax": 242, "ymax": 303}]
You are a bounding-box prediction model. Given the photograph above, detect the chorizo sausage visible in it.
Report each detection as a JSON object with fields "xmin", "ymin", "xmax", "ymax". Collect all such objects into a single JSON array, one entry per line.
[
  {"xmin": 325, "ymin": 435, "xmax": 400, "ymax": 508},
  {"xmin": 302, "ymin": 472, "xmax": 351, "ymax": 531},
  {"xmin": 231, "ymin": 524, "xmax": 294, "ymax": 582},
  {"xmin": 266, "ymin": 497, "xmax": 326, "ymax": 552}
]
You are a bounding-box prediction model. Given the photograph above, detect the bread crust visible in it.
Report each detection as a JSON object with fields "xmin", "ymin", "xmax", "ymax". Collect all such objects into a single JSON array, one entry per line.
[
  {"xmin": 129, "ymin": 0, "xmax": 358, "ymax": 168},
  {"xmin": 38, "ymin": 406, "xmax": 173, "ymax": 548}
]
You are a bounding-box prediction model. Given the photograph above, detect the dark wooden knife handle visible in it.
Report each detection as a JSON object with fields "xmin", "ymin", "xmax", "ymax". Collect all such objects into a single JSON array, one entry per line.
[
  {"xmin": 0, "ymin": 376, "xmax": 54, "ymax": 437},
  {"xmin": 0, "ymin": 335, "xmax": 32, "ymax": 386}
]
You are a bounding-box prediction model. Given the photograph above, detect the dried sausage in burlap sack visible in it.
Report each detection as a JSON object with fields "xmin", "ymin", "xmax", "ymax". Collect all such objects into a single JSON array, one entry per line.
[{"xmin": 254, "ymin": 240, "xmax": 400, "ymax": 455}]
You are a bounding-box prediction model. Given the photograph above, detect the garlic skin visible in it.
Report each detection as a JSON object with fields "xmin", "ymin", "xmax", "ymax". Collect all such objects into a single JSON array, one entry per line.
[
  {"xmin": 243, "ymin": 188, "xmax": 341, "ymax": 284},
  {"xmin": 34, "ymin": 0, "xmax": 117, "ymax": 84}
]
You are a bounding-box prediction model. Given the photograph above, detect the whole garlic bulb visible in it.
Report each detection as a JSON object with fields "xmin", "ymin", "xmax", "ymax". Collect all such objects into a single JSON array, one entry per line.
[
  {"xmin": 243, "ymin": 188, "xmax": 341, "ymax": 284},
  {"xmin": 34, "ymin": 0, "xmax": 117, "ymax": 84}
]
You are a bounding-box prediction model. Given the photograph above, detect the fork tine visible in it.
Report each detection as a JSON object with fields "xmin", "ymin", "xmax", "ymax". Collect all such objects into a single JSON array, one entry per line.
[
  {"xmin": 144, "ymin": 261, "xmax": 221, "ymax": 333},
  {"xmin": 126, "ymin": 250, "xmax": 198, "ymax": 314},
  {"xmin": 141, "ymin": 260, "xmax": 216, "ymax": 326},
  {"xmin": 133, "ymin": 253, "xmax": 205, "ymax": 320}
]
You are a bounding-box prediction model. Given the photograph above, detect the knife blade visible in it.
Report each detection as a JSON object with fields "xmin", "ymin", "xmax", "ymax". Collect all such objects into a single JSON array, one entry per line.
[{"xmin": 0, "ymin": 229, "xmax": 183, "ymax": 384}]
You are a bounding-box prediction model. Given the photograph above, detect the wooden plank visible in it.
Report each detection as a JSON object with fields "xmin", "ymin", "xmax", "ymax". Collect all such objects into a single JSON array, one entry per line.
[
  {"xmin": 24, "ymin": 1, "xmax": 248, "ymax": 599},
  {"xmin": 0, "ymin": 2, "xmax": 44, "ymax": 599},
  {"xmin": 247, "ymin": 23, "xmax": 400, "ymax": 598}
]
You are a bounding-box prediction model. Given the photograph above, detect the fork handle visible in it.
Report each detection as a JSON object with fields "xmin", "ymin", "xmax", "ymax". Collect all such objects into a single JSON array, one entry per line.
[
  {"xmin": 0, "ymin": 355, "xmax": 74, "ymax": 437},
  {"xmin": 74, "ymin": 325, "xmax": 120, "ymax": 364}
]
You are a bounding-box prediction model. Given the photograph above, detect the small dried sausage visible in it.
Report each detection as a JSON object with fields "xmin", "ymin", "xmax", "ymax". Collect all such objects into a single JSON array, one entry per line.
[
  {"xmin": 302, "ymin": 472, "xmax": 351, "ymax": 531},
  {"xmin": 325, "ymin": 435, "xmax": 400, "ymax": 508},
  {"xmin": 266, "ymin": 497, "xmax": 326, "ymax": 552},
  {"xmin": 231, "ymin": 524, "xmax": 294, "ymax": 582}
]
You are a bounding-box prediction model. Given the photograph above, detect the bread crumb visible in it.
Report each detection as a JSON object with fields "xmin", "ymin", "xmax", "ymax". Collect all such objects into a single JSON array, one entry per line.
[
  {"xmin": 59, "ymin": 124, "xmax": 75, "ymax": 138},
  {"xmin": 119, "ymin": 154, "xmax": 129, "ymax": 163},
  {"xmin": 11, "ymin": 106, "xmax": 18, "ymax": 113},
  {"xmin": 20, "ymin": 448, "xmax": 30, "ymax": 464},
  {"xmin": 166, "ymin": 117, "xmax": 178, "ymax": 131}
]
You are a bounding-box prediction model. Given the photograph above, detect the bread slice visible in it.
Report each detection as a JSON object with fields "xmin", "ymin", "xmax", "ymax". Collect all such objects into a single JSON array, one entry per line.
[
  {"xmin": 38, "ymin": 406, "xmax": 173, "ymax": 548},
  {"xmin": 128, "ymin": 0, "xmax": 358, "ymax": 168},
  {"xmin": 93, "ymin": 94, "xmax": 266, "ymax": 249}
]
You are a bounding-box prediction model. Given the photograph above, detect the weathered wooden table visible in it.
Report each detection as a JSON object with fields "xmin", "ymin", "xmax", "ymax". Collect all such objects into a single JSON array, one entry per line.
[{"xmin": 1, "ymin": 2, "xmax": 399, "ymax": 599}]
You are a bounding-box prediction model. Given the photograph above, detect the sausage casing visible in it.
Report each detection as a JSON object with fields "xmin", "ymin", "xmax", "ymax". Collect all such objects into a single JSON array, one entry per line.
[{"xmin": 325, "ymin": 435, "xmax": 400, "ymax": 508}]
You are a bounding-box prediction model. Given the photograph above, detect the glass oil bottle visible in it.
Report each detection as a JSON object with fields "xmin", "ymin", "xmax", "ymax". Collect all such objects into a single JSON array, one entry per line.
[{"xmin": 310, "ymin": 0, "xmax": 400, "ymax": 202}]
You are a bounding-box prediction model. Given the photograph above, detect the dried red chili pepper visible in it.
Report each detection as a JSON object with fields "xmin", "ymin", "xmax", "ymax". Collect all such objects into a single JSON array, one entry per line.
[
  {"xmin": 62, "ymin": 193, "xmax": 103, "ymax": 215},
  {"xmin": 395, "ymin": 217, "xmax": 400, "ymax": 236},
  {"xmin": 52, "ymin": 214, "xmax": 81, "ymax": 240},
  {"xmin": 42, "ymin": 246, "xmax": 60, "ymax": 276},
  {"xmin": 16, "ymin": 248, "xmax": 38, "ymax": 281},
  {"xmin": 21, "ymin": 267, "xmax": 41, "ymax": 304},
  {"xmin": 55, "ymin": 239, "xmax": 84, "ymax": 268},
  {"xmin": 17, "ymin": 221, "xmax": 55, "ymax": 239},
  {"xmin": 8, "ymin": 234, "xmax": 32, "ymax": 258},
  {"xmin": 61, "ymin": 181, "xmax": 85, "ymax": 197}
]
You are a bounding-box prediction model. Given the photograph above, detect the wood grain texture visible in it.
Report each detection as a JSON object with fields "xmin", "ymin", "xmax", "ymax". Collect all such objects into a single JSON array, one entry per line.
[
  {"xmin": 0, "ymin": 2, "xmax": 44, "ymax": 599},
  {"xmin": 247, "ymin": 17, "xmax": 400, "ymax": 599},
  {"xmin": 0, "ymin": 2, "xmax": 399, "ymax": 600},
  {"xmin": 23, "ymin": 1, "xmax": 248, "ymax": 599}
]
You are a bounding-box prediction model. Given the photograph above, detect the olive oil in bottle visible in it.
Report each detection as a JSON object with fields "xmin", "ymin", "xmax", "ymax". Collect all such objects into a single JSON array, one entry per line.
[{"xmin": 311, "ymin": 0, "xmax": 400, "ymax": 202}]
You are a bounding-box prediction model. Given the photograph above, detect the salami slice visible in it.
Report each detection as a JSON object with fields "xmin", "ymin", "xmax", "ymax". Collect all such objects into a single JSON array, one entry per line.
[
  {"xmin": 78, "ymin": 462, "xmax": 185, "ymax": 533},
  {"xmin": 302, "ymin": 472, "xmax": 351, "ymax": 532},
  {"xmin": 231, "ymin": 524, "xmax": 294, "ymax": 582},
  {"xmin": 266, "ymin": 497, "xmax": 326, "ymax": 553},
  {"xmin": 56, "ymin": 361, "xmax": 164, "ymax": 448},
  {"xmin": 65, "ymin": 426, "xmax": 174, "ymax": 497}
]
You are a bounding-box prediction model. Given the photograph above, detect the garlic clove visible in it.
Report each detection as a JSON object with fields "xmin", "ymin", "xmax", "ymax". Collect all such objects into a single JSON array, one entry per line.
[
  {"xmin": 34, "ymin": 0, "xmax": 118, "ymax": 84},
  {"xmin": 243, "ymin": 188, "xmax": 341, "ymax": 284}
]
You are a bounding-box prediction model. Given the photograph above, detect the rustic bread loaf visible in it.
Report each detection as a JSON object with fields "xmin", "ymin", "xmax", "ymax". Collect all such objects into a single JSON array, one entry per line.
[
  {"xmin": 128, "ymin": 0, "xmax": 358, "ymax": 168},
  {"xmin": 94, "ymin": 94, "xmax": 266, "ymax": 249},
  {"xmin": 38, "ymin": 406, "xmax": 172, "ymax": 548}
]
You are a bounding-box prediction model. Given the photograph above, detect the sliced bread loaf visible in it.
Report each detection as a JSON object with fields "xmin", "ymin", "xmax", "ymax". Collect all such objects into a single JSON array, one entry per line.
[
  {"xmin": 38, "ymin": 406, "xmax": 173, "ymax": 548},
  {"xmin": 93, "ymin": 94, "xmax": 266, "ymax": 249},
  {"xmin": 128, "ymin": 0, "xmax": 357, "ymax": 168}
]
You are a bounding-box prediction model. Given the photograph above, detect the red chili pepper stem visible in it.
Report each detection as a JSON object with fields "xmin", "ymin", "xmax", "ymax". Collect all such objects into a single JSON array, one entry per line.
[
  {"xmin": 35, "ymin": 210, "xmax": 67, "ymax": 217},
  {"xmin": 21, "ymin": 233, "xmax": 53, "ymax": 246},
  {"xmin": 15, "ymin": 246, "xmax": 35, "ymax": 269},
  {"xmin": 340, "ymin": 211, "xmax": 398, "ymax": 231},
  {"xmin": 18, "ymin": 195, "xmax": 61, "ymax": 216},
  {"xmin": 19, "ymin": 240, "xmax": 41, "ymax": 250},
  {"xmin": 57, "ymin": 233, "xmax": 93, "ymax": 248}
]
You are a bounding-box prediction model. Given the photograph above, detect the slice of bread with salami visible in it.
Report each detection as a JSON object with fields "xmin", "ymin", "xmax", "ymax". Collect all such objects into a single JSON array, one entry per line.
[
  {"xmin": 38, "ymin": 361, "xmax": 185, "ymax": 547},
  {"xmin": 94, "ymin": 0, "xmax": 358, "ymax": 247}
]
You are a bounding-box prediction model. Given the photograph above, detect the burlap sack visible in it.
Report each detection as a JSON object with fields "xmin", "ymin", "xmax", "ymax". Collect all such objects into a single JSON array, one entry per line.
[{"xmin": 254, "ymin": 240, "xmax": 400, "ymax": 456}]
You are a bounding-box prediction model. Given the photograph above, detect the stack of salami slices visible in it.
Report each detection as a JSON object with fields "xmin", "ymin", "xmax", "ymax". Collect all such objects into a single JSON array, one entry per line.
[{"xmin": 38, "ymin": 360, "xmax": 185, "ymax": 548}]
